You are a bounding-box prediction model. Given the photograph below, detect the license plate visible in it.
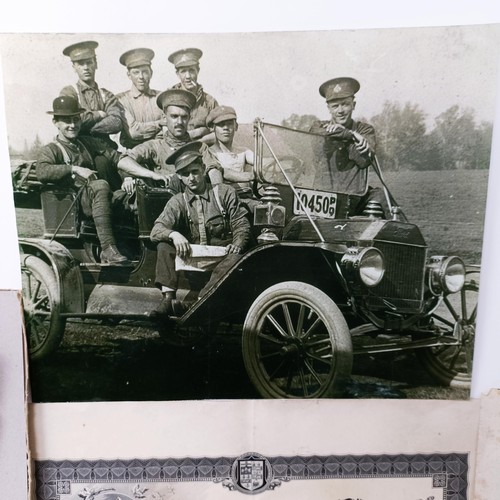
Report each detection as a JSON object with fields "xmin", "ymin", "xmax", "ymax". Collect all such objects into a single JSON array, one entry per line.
[{"xmin": 293, "ymin": 189, "xmax": 337, "ymax": 219}]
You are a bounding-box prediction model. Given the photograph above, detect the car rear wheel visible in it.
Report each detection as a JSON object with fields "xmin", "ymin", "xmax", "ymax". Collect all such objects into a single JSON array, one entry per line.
[
  {"xmin": 242, "ymin": 281, "xmax": 353, "ymax": 398},
  {"xmin": 417, "ymin": 277, "xmax": 478, "ymax": 388},
  {"xmin": 21, "ymin": 255, "xmax": 66, "ymax": 361}
]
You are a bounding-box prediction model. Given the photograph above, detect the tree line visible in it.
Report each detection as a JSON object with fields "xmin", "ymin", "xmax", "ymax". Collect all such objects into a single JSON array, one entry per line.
[{"xmin": 281, "ymin": 102, "xmax": 494, "ymax": 171}]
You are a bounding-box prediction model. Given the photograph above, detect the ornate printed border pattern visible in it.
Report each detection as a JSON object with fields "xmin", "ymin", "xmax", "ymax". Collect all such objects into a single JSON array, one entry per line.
[{"xmin": 35, "ymin": 452, "xmax": 468, "ymax": 499}]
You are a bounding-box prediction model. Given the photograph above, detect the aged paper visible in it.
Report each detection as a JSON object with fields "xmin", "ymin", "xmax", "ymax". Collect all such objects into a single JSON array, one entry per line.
[
  {"xmin": 2, "ymin": 3, "xmax": 500, "ymax": 499},
  {"xmin": 30, "ymin": 398, "xmax": 480, "ymax": 499}
]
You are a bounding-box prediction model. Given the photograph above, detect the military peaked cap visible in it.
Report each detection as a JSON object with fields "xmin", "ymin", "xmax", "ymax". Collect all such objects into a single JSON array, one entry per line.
[
  {"xmin": 207, "ymin": 105, "xmax": 237, "ymax": 127},
  {"xmin": 62, "ymin": 41, "xmax": 98, "ymax": 62},
  {"xmin": 168, "ymin": 48, "xmax": 203, "ymax": 69},
  {"xmin": 319, "ymin": 77, "xmax": 360, "ymax": 101},
  {"xmin": 119, "ymin": 48, "xmax": 155, "ymax": 69},
  {"xmin": 156, "ymin": 88, "xmax": 196, "ymax": 111},
  {"xmin": 167, "ymin": 141, "xmax": 204, "ymax": 173}
]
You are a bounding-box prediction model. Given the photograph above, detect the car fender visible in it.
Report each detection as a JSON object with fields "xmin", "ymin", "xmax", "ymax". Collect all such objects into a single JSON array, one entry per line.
[
  {"xmin": 19, "ymin": 238, "xmax": 85, "ymax": 313},
  {"xmin": 181, "ymin": 241, "xmax": 350, "ymax": 325}
]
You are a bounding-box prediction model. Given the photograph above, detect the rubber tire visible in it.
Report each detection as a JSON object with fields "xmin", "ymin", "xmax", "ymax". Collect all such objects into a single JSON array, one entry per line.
[
  {"xmin": 21, "ymin": 255, "xmax": 65, "ymax": 361},
  {"xmin": 242, "ymin": 281, "xmax": 353, "ymax": 399},
  {"xmin": 417, "ymin": 279, "xmax": 478, "ymax": 388}
]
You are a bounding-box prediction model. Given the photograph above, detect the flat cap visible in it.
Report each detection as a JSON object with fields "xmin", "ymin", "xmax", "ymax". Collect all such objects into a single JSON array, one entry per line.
[
  {"xmin": 119, "ymin": 48, "xmax": 155, "ymax": 69},
  {"xmin": 207, "ymin": 105, "xmax": 237, "ymax": 127},
  {"xmin": 156, "ymin": 88, "xmax": 196, "ymax": 111},
  {"xmin": 319, "ymin": 77, "xmax": 360, "ymax": 101},
  {"xmin": 62, "ymin": 40, "xmax": 98, "ymax": 62},
  {"xmin": 168, "ymin": 48, "xmax": 203, "ymax": 69},
  {"xmin": 167, "ymin": 141, "xmax": 204, "ymax": 173},
  {"xmin": 47, "ymin": 96, "xmax": 85, "ymax": 116}
]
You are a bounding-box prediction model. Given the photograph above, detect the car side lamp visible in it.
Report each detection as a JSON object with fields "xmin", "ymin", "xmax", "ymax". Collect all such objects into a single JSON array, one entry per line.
[
  {"xmin": 426, "ymin": 255, "xmax": 465, "ymax": 295},
  {"xmin": 254, "ymin": 186, "xmax": 286, "ymax": 243}
]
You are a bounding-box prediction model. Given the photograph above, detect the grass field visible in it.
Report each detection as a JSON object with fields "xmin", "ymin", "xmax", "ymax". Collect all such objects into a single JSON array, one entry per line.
[{"xmin": 16, "ymin": 169, "xmax": 489, "ymax": 263}]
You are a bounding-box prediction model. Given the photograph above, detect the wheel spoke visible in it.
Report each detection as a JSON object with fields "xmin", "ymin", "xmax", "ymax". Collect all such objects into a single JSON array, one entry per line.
[
  {"xmin": 298, "ymin": 367, "xmax": 309, "ymax": 397},
  {"xmin": 443, "ymin": 296, "xmax": 460, "ymax": 322},
  {"xmin": 32, "ymin": 279, "xmax": 42, "ymax": 305},
  {"xmin": 268, "ymin": 357, "xmax": 288, "ymax": 382},
  {"xmin": 306, "ymin": 352, "xmax": 333, "ymax": 365},
  {"xmin": 266, "ymin": 313, "xmax": 290, "ymax": 339},
  {"xmin": 305, "ymin": 336, "xmax": 331, "ymax": 348},
  {"xmin": 432, "ymin": 313, "xmax": 455, "ymax": 328},
  {"xmin": 302, "ymin": 316, "xmax": 322, "ymax": 340},
  {"xmin": 296, "ymin": 304, "xmax": 306, "ymax": 337},
  {"xmin": 282, "ymin": 303, "xmax": 295, "ymax": 337},
  {"xmin": 257, "ymin": 332, "xmax": 287, "ymax": 346},
  {"xmin": 303, "ymin": 359, "xmax": 324, "ymax": 386}
]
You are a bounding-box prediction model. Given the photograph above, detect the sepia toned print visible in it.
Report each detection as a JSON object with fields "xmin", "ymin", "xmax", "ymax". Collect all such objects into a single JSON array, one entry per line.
[{"xmin": 3, "ymin": 25, "xmax": 499, "ymax": 402}]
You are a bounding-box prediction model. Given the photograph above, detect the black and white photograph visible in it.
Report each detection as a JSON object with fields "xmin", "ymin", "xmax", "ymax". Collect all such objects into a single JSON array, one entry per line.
[{"xmin": 2, "ymin": 24, "xmax": 499, "ymax": 403}]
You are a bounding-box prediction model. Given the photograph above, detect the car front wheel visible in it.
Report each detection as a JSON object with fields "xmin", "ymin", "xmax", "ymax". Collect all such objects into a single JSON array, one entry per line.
[
  {"xmin": 417, "ymin": 275, "xmax": 478, "ymax": 388},
  {"xmin": 21, "ymin": 255, "xmax": 66, "ymax": 361},
  {"xmin": 242, "ymin": 281, "xmax": 353, "ymax": 399}
]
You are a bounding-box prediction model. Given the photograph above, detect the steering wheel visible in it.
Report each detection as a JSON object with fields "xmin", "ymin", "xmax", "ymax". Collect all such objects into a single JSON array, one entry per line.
[{"xmin": 261, "ymin": 155, "xmax": 304, "ymax": 185}]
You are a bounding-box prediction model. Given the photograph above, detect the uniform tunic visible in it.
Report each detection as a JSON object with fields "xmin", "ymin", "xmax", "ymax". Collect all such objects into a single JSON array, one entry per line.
[
  {"xmin": 60, "ymin": 82, "xmax": 124, "ymax": 142},
  {"xmin": 151, "ymin": 183, "xmax": 251, "ymax": 290},
  {"xmin": 121, "ymin": 130, "xmax": 220, "ymax": 193},
  {"xmin": 116, "ymin": 87, "xmax": 164, "ymax": 149},
  {"xmin": 171, "ymin": 83, "xmax": 218, "ymax": 131},
  {"xmin": 309, "ymin": 119, "xmax": 376, "ymax": 195},
  {"xmin": 36, "ymin": 136, "xmax": 121, "ymax": 185},
  {"xmin": 36, "ymin": 135, "xmax": 122, "ymax": 246}
]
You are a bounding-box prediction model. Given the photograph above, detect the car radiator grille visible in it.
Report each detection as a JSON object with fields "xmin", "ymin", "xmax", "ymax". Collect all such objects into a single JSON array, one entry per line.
[{"xmin": 366, "ymin": 241, "xmax": 427, "ymax": 312}]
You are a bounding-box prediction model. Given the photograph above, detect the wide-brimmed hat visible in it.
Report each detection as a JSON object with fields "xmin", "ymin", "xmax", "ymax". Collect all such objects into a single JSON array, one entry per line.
[{"xmin": 47, "ymin": 96, "xmax": 84, "ymax": 116}]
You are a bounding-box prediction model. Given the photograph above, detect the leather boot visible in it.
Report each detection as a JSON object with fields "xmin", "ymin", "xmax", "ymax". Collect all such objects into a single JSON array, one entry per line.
[{"xmin": 101, "ymin": 245, "xmax": 131, "ymax": 265}]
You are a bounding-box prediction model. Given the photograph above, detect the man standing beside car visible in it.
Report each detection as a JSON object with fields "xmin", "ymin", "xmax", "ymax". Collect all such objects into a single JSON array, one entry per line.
[
  {"xmin": 36, "ymin": 96, "xmax": 130, "ymax": 265},
  {"xmin": 116, "ymin": 47, "xmax": 166, "ymax": 150},
  {"xmin": 150, "ymin": 141, "xmax": 250, "ymax": 317},
  {"xmin": 310, "ymin": 77, "xmax": 388, "ymax": 217}
]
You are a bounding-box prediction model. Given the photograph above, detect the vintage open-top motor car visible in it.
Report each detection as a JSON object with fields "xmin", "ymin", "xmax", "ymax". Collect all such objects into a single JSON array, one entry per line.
[{"xmin": 16, "ymin": 120, "xmax": 478, "ymax": 399}]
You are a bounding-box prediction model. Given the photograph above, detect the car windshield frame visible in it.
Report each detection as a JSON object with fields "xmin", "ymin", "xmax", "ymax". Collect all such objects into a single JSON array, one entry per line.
[{"xmin": 254, "ymin": 120, "xmax": 370, "ymax": 197}]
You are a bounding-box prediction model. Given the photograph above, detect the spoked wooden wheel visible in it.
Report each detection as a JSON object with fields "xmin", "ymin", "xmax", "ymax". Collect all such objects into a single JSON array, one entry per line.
[
  {"xmin": 417, "ymin": 277, "xmax": 479, "ymax": 388},
  {"xmin": 242, "ymin": 282, "xmax": 352, "ymax": 399},
  {"xmin": 21, "ymin": 255, "xmax": 65, "ymax": 361}
]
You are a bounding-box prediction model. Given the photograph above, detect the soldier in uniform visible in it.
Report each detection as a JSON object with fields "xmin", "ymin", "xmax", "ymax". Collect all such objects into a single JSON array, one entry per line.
[
  {"xmin": 116, "ymin": 48, "xmax": 166, "ymax": 149},
  {"xmin": 117, "ymin": 88, "xmax": 219, "ymax": 195},
  {"xmin": 36, "ymin": 96, "xmax": 130, "ymax": 265},
  {"xmin": 60, "ymin": 41, "xmax": 124, "ymax": 150},
  {"xmin": 150, "ymin": 141, "xmax": 251, "ymax": 317},
  {"xmin": 310, "ymin": 77, "xmax": 388, "ymax": 217},
  {"xmin": 168, "ymin": 48, "xmax": 218, "ymax": 143}
]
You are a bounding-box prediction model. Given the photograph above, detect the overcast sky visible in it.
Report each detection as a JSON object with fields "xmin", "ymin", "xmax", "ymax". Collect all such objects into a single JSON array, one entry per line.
[{"xmin": 1, "ymin": 24, "xmax": 499, "ymax": 151}]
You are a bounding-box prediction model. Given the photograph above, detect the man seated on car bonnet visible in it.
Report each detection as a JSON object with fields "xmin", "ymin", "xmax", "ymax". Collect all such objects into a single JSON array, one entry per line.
[
  {"xmin": 150, "ymin": 141, "xmax": 251, "ymax": 317},
  {"xmin": 309, "ymin": 77, "xmax": 389, "ymax": 217}
]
